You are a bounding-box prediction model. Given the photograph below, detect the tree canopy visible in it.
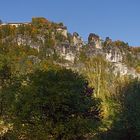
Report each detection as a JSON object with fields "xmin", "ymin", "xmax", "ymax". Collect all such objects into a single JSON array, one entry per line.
[{"xmin": 1, "ymin": 69, "xmax": 101, "ymax": 140}]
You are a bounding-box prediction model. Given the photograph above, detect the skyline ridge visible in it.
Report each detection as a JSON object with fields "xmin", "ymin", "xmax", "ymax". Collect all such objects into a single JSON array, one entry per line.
[
  {"xmin": 1, "ymin": 0, "xmax": 140, "ymax": 46},
  {"xmin": 0, "ymin": 17, "xmax": 139, "ymax": 47}
]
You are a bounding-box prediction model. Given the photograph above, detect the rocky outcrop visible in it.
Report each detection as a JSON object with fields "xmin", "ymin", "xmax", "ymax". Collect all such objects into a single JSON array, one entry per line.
[
  {"xmin": 104, "ymin": 46, "xmax": 123, "ymax": 63},
  {"xmin": 1, "ymin": 18, "xmax": 139, "ymax": 79},
  {"xmin": 72, "ymin": 32, "xmax": 84, "ymax": 50},
  {"xmin": 114, "ymin": 62, "xmax": 140, "ymax": 78},
  {"xmin": 88, "ymin": 33, "xmax": 102, "ymax": 49},
  {"xmin": 56, "ymin": 26, "xmax": 68, "ymax": 38},
  {"xmin": 15, "ymin": 30, "xmax": 140, "ymax": 78}
]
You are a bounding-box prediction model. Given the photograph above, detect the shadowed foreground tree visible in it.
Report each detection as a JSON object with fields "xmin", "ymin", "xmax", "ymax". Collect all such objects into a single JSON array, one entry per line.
[{"xmin": 2, "ymin": 69, "xmax": 101, "ymax": 140}]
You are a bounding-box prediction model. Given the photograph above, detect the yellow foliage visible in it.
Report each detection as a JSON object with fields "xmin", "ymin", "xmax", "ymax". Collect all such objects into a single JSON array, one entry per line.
[{"xmin": 136, "ymin": 66, "xmax": 140, "ymax": 73}]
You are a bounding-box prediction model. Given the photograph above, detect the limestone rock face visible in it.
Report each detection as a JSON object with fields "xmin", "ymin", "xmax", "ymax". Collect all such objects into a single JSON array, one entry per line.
[
  {"xmin": 114, "ymin": 62, "xmax": 140, "ymax": 78},
  {"xmin": 64, "ymin": 52, "xmax": 75, "ymax": 62},
  {"xmin": 72, "ymin": 32, "xmax": 84, "ymax": 50},
  {"xmin": 88, "ymin": 33, "xmax": 102, "ymax": 49},
  {"xmin": 56, "ymin": 26, "xmax": 68, "ymax": 38},
  {"xmin": 104, "ymin": 46, "xmax": 123, "ymax": 63},
  {"xmin": 1, "ymin": 18, "xmax": 139, "ymax": 78}
]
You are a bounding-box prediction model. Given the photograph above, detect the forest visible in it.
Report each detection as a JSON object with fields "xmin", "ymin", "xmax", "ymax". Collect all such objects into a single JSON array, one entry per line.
[{"xmin": 0, "ymin": 17, "xmax": 140, "ymax": 140}]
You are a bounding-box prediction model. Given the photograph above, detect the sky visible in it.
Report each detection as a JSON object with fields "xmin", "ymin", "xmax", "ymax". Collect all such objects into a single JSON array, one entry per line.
[{"xmin": 0, "ymin": 0, "xmax": 140, "ymax": 46}]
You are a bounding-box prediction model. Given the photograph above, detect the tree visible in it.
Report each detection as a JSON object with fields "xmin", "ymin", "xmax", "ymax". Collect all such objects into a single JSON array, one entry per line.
[
  {"xmin": 80, "ymin": 55, "xmax": 119, "ymax": 136},
  {"xmin": 112, "ymin": 79, "xmax": 140, "ymax": 140},
  {"xmin": 3, "ymin": 69, "xmax": 100, "ymax": 140},
  {"xmin": 31, "ymin": 17, "xmax": 49, "ymax": 28},
  {"xmin": 99, "ymin": 79, "xmax": 140, "ymax": 140}
]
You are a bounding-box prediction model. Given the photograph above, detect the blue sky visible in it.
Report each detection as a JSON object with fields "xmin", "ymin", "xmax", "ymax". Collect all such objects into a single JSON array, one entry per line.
[{"xmin": 1, "ymin": 0, "xmax": 140, "ymax": 46}]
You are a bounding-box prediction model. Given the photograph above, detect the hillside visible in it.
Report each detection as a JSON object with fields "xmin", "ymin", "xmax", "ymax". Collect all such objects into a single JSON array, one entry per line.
[
  {"xmin": 1, "ymin": 17, "xmax": 140, "ymax": 77},
  {"xmin": 1, "ymin": 17, "xmax": 140, "ymax": 140}
]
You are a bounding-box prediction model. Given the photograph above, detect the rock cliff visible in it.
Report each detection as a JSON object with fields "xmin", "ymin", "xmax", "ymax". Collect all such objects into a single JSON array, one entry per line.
[{"xmin": 0, "ymin": 17, "xmax": 140, "ymax": 78}]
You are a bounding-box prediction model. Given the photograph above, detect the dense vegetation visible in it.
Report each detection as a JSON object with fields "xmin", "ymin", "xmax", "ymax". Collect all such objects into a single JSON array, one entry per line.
[{"xmin": 0, "ymin": 17, "xmax": 140, "ymax": 140}]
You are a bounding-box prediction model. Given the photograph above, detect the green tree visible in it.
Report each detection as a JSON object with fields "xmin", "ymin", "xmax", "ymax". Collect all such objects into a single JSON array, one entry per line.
[
  {"xmin": 3, "ymin": 69, "xmax": 100, "ymax": 140},
  {"xmin": 112, "ymin": 79, "xmax": 140, "ymax": 140},
  {"xmin": 80, "ymin": 55, "xmax": 120, "ymax": 136},
  {"xmin": 98, "ymin": 78, "xmax": 140, "ymax": 140}
]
